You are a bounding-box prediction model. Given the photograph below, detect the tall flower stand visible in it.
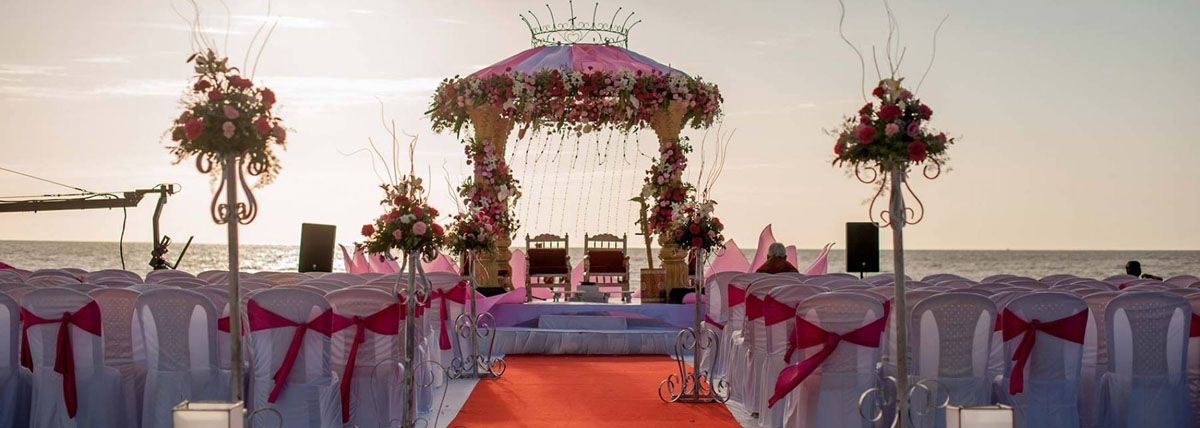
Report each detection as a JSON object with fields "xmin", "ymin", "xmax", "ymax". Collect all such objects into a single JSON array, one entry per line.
[
  {"xmin": 393, "ymin": 251, "xmax": 435, "ymax": 428},
  {"xmin": 450, "ymin": 250, "xmax": 506, "ymax": 379},
  {"xmin": 658, "ymin": 251, "xmax": 728, "ymax": 403}
]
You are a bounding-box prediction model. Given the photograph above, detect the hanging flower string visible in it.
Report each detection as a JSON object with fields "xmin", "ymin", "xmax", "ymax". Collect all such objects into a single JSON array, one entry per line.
[
  {"xmin": 428, "ymin": 69, "xmax": 722, "ymax": 136},
  {"xmin": 641, "ymin": 137, "xmax": 693, "ymax": 236},
  {"xmin": 168, "ymin": 50, "xmax": 287, "ymax": 186}
]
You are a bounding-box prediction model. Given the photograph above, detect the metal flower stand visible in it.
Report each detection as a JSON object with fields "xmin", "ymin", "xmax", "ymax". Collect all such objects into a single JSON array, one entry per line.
[
  {"xmin": 392, "ymin": 251, "xmax": 440, "ymax": 428},
  {"xmin": 658, "ymin": 250, "xmax": 729, "ymax": 403},
  {"xmin": 450, "ymin": 250, "xmax": 506, "ymax": 379}
]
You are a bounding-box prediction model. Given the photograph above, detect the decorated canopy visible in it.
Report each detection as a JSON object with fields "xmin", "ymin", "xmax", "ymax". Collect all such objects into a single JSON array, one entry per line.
[{"xmin": 470, "ymin": 45, "xmax": 684, "ymax": 78}]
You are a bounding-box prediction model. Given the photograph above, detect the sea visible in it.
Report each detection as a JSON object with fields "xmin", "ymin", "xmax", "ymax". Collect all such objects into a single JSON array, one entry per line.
[{"xmin": 1, "ymin": 240, "xmax": 1196, "ymax": 285}]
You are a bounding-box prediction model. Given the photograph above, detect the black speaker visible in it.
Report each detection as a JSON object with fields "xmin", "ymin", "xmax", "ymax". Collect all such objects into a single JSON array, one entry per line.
[
  {"xmin": 298, "ymin": 223, "xmax": 336, "ymax": 272},
  {"xmin": 846, "ymin": 222, "xmax": 880, "ymax": 274},
  {"xmin": 476, "ymin": 287, "xmax": 508, "ymax": 297}
]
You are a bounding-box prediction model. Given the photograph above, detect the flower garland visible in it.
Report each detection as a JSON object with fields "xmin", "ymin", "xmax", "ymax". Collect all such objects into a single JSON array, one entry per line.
[
  {"xmin": 359, "ymin": 176, "xmax": 446, "ymax": 259},
  {"xmin": 428, "ymin": 69, "xmax": 722, "ymax": 136},
  {"xmin": 168, "ymin": 50, "xmax": 286, "ymax": 185},
  {"xmin": 832, "ymin": 78, "xmax": 953, "ymax": 172},
  {"xmin": 641, "ymin": 137, "xmax": 694, "ymax": 236},
  {"xmin": 457, "ymin": 138, "xmax": 522, "ymax": 239},
  {"xmin": 670, "ymin": 198, "xmax": 725, "ymax": 253}
]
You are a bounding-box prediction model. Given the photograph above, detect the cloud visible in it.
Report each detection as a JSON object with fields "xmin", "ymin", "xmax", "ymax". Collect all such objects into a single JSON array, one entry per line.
[
  {"xmin": 233, "ymin": 15, "xmax": 330, "ymax": 29},
  {"xmin": 727, "ymin": 102, "xmax": 818, "ymax": 116},
  {"xmin": 83, "ymin": 76, "xmax": 441, "ymax": 108},
  {"xmin": 349, "ymin": 9, "xmax": 374, "ymax": 15},
  {"xmin": 75, "ymin": 56, "xmax": 131, "ymax": 64},
  {"xmin": 141, "ymin": 22, "xmax": 249, "ymax": 35},
  {"xmin": 0, "ymin": 65, "xmax": 66, "ymax": 77},
  {"xmin": 435, "ymin": 18, "xmax": 467, "ymax": 25}
]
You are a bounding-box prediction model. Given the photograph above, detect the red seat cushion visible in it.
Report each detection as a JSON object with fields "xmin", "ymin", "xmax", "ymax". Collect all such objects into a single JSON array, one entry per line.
[
  {"xmin": 588, "ymin": 250, "xmax": 626, "ymax": 274},
  {"xmin": 528, "ymin": 248, "xmax": 569, "ymax": 275}
]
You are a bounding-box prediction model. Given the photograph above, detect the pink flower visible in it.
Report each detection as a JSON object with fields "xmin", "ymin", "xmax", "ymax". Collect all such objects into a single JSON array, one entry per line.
[
  {"xmin": 872, "ymin": 86, "xmax": 886, "ymax": 98},
  {"xmin": 230, "ymin": 75, "xmax": 252, "ymax": 89},
  {"xmin": 878, "ymin": 104, "xmax": 901, "ymax": 122},
  {"xmin": 184, "ymin": 118, "xmax": 204, "ymax": 140},
  {"xmin": 271, "ymin": 125, "xmax": 286, "ymax": 144},
  {"xmin": 834, "ymin": 142, "xmax": 846, "ymax": 155},
  {"xmin": 885, "ymin": 123, "xmax": 900, "ymax": 136},
  {"xmin": 908, "ymin": 141, "xmax": 928, "ymax": 162},
  {"xmin": 207, "ymin": 90, "xmax": 223, "ymax": 101},
  {"xmin": 898, "ymin": 90, "xmax": 913, "ymax": 100},
  {"xmin": 918, "ymin": 104, "xmax": 933, "ymax": 120},
  {"xmin": 412, "ymin": 206, "xmax": 425, "ymax": 218},
  {"xmin": 412, "ymin": 221, "xmax": 428, "ymax": 236},
  {"xmin": 361, "ymin": 224, "xmax": 375, "ymax": 237},
  {"xmin": 254, "ymin": 117, "xmax": 271, "ymax": 135},
  {"xmin": 392, "ymin": 229, "xmax": 403, "ymax": 240},
  {"xmin": 907, "ymin": 121, "xmax": 921, "ymax": 138},
  {"xmin": 689, "ymin": 224, "xmax": 700, "ymax": 234},
  {"xmin": 260, "ymin": 88, "xmax": 276, "ymax": 107},
  {"xmin": 177, "ymin": 110, "xmax": 192, "ymax": 124},
  {"xmin": 431, "ymin": 223, "xmax": 444, "ymax": 236},
  {"xmin": 223, "ymin": 105, "xmax": 239, "ymax": 119},
  {"xmin": 858, "ymin": 103, "xmax": 873, "ymax": 115},
  {"xmin": 856, "ymin": 124, "xmax": 876, "ymax": 144},
  {"xmin": 222, "ymin": 121, "xmax": 235, "ymax": 138}
]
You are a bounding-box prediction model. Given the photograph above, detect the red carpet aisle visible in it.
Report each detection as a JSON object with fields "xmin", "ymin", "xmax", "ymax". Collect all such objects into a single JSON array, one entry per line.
[{"xmin": 448, "ymin": 355, "xmax": 740, "ymax": 427}]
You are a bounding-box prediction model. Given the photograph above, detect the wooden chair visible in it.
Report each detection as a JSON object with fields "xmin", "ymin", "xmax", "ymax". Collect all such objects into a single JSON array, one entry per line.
[
  {"xmin": 583, "ymin": 233, "xmax": 632, "ymax": 302},
  {"xmin": 525, "ymin": 234, "xmax": 571, "ymax": 302}
]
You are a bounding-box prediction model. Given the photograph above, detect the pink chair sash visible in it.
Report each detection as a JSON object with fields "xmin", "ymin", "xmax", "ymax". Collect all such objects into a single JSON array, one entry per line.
[
  {"xmin": 246, "ymin": 300, "xmax": 337, "ymax": 403},
  {"xmin": 746, "ymin": 295, "xmax": 764, "ymax": 321},
  {"xmin": 330, "ymin": 304, "xmax": 400, "ymax": 423},
  {"xmin": 763, "ymin": 296, "xmax": 796, "ymax": 326},
  {"xmin": 768, "ymin": 301, "xmax": 889, "ymax": 408},
  {"xmin": 1001, "ymin": 308, "xmax": 1088, "ymax": 395},
  {"xmin": 704, "ymin": 314, "xmax": 725, "ymax": 330},
  {"xmin": 1191, "ymin": 313, "xmax": 1200, "ymax": 338},
  {"xmin": 426, "ymin": 281, "xmax": 468, "ymax": 350},
  {"xmin": 19, "ymin": 301, "xmax": 103, "ymax": 418},
  {"xmin": 727, "ymin": 285, "xmax": 747, "ymax": 308}
]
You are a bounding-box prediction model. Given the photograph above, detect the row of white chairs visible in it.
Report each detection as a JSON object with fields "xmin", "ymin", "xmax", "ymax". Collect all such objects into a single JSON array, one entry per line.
[
  {"xmin": 704, "ymin": 271, "xmax": 1199, "ymax": 428},
  {"xmin": 0, "ymin": 268, "xmax": 473, "ymax": 428}
]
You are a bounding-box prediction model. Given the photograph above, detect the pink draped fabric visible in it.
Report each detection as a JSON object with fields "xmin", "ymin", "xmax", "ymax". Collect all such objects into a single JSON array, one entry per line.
[
  {"xmin": 0, "ymin": 262, "xmax": 15, "ymax": 269},
  {"xmin": 340, "ymin": 245, "xmax": 366, "ymax": 274},
  {"xmin": 786, "ymin": 245, "xmax": 798, "ymax": 269},
  {"xmin": 422, "ymin": 252, "xmax": 459, "ymax": 274},
  {"xmin": 385, "ymin": 258, "xmax": 400, "ymax": 273},
  {"xmin": 749, "ymin": 225, "xmax": 776, "ymax": 272},
  {"xmin": 763, "ymin": 296, "xmax": 796, "ymax": 326},
  {"xmin": 769, "ymin": 301, "xmax": 890, "ymax": 408},
  {"xmin": 476, "ymin": 289, "xmax": 526, "ymax": 316},
  {"xmin": 509, "ymin": 250, "xmax": 527, "ymax": 290},
  {"xmin": 20, "ymin": 301, "xmax": 103, "ymax": 418},
  {"xmin": 1001, "ymin": 308, "xmax": 1088, "ymax": 395},
  {"xmin": 470, "ymin": 45, "xmax": 679, "ymax": 79},
  {"xmin": 352, "ymin": 251, "xmax": 369, "ymax": 274},
  {"xmin": 245, "ymin": 300, "xmax": 337, "ymax": 403},
  {"xmin": 329, "ymin": 304, "xmax": 399, "ymax": 423},
  {"xmin": 365, "ymin": 253, "xmax": 388, "ymax": 274},
  {"xmin": 710, "ymin": 239, "xmax": 750, "ymax": 274},
  {"xmin": 803, "ymin": 243, "xmax": 834, "ymax": 275},
  {"xmin": 570, "ymin": 261, "xmax": 584, "ymax": 287}
]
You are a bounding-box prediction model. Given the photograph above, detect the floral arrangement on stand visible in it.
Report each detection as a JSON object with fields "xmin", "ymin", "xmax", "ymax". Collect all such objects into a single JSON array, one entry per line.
[
  {"xmin": 359, "ymin": 176, "xmax": 446, "ymax": 260},
  {"xmin": 831, "ymin": 78, "xmax": 953, "ymax": 173},
  {"xmin": 168, "ymin": 49, "xmax": 287, "ymax": 185},
  {"xmin": 456, "ymin": 138, "xmax": 522, "ymax": 241},
  {"xmin": 669, "ymin": 198, "xmax": 725, "ymax": 253},
  {"xmin": 641, "ymin": 137, "xmax": 694, "ymax": 238},
  {"xmin": 428, "ymin": 69, "xmax": 722, "ymax": 136}
]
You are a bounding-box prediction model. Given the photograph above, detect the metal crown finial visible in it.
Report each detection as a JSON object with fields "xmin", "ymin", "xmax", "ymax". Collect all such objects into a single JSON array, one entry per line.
[{"xmin": 519, "ymin": 1, "xmax": 640, "ymax": 48}]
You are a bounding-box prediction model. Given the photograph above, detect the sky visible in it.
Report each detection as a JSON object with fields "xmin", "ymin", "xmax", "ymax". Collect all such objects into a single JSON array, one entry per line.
[{"xmin": 1, "ymin": 0, "xmax": 1198, "ymax": 251}]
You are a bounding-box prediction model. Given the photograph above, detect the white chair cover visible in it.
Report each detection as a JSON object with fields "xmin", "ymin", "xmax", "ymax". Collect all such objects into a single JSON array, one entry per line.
[
  {"xmin": 722, "ymin": 273, "xmax": 766, "ymax": 402},
  {"xmin": 22, "ymin": 288, "xmax": 132, "ymax": 428},
  {"xmin": 701, "ymin": 271, "xmax": 741, "ymax": 378},
  {"xmin": 143, "ymin": 270, "xmax": 197, "ymax": 284},
  {"xmin": 317, "ymin": 273, "xmax": 362, "ymax": 286},
  {"xmin": 85, "ymin": 270, "xmax": 141, "ymax": 284},
  {"xmin": 134, "ymin": 289, "xmax": 227, "ymax": 428},
  {"xmin": 1100, "ymin": 292, "xmax": 1191, "ymax": 428},
  {"xmin": 327, "ymin": 288, "xmax": 404, "ymax": 427},
  {"xmin": 246, "ymin": 289, "xmax": 340, "ymax": 428},
  {"xmin": 783, "ymin": 293, "xmax": 885, "ymax": 428},
  {"xmin": 0, "ymin": 292, "xmax": 31, "ymax": 428},
  {"xmin": 1079, "ymin": 292, "xmax": 1118, "ymax": 428},
  {"xmin": 87, "ymin": 288, "xmax": 145, "ymax": 428},
  {"xmin": 910, "ymin": 293, "xmax": 996, "ymax": 428},
  {"xmin": 997, "ymin": 292, "xmax": 1087, "ymax": 428},
  {"xmin": 758, "ymin": 285, "xmax": 822, "ymax": 428},
  {"xmin": 743, "ymin": 280, "xmax": 795, "ymax": 414}
]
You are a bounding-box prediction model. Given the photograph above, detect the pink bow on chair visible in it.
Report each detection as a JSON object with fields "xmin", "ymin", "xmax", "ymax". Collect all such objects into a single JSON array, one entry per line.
[
  {"xmin": 330, "ymin": 304, "xmax": 401, "ymax": 423},
  {"xmin": 727, "ymin": 284, "xmax": 747, "ymax": 308},
  {"xmin": 426, "ymin": 281, "xmax": 468, "ymax": 350},
  {"xmin": 769, "ymin": 301, "xmax": 889, "ymax": 408},
  {"xmin": 20, "ymin": 301, "xmax": 103, "ymax": 418},
  {"xmin": 246, "ymin": 300, "xmax": 337, "ymax": 403},
  {"xmin": 1001, "ymin": 308, "xmax": 1087, "ymax": 395}
]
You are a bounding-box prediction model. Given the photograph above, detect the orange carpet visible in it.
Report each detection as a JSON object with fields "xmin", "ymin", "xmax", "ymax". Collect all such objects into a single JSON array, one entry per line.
[{"xmin": 448, "ymin": 355, "xmax": 741, "ymax": 428}]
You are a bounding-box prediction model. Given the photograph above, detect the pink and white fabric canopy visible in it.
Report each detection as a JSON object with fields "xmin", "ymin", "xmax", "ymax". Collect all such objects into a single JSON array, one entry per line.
[{"xmin": 470, "ymin": 45, "xmax": 685, "ymax": 78}]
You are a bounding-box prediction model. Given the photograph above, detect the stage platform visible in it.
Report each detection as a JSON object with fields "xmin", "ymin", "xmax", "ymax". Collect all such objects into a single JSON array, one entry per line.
[{"xmin": 488, "ymin": 301, "xmax": 695, "ymax": 355}]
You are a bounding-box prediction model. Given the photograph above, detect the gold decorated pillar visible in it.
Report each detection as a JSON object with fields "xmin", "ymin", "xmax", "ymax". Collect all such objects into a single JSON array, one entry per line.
[
  {"xmin": 466, "ymin": 106, "xmax": 515, "ymax": 288},
  {"xmin": 649, "ymin": 101, "xmax": 689, "ymax": 295}
]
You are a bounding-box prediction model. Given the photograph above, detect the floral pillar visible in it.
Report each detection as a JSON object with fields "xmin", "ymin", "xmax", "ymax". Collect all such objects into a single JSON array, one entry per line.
[
  {"xmin": 650, "ymin": 101, "xmax": 689, "ymax": 295},
  {"xmin": 466, "ymin": 106, "xmax": 515, "ymax": 288}
]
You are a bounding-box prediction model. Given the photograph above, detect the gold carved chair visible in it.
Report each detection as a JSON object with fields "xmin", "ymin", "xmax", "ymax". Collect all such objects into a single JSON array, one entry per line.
[
  {"xmin": 525, "ymin": 233, "xmax": 571, "ymax": 302},
  {"xmin": 583, "ymin": 233, "xmax": 632, "ymax": 302}
]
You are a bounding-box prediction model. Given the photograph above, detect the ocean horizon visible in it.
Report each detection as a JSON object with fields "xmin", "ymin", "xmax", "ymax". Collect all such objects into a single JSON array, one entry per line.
[{"xmin": 2, "ymin": 240, "xmax": 1194, "ymax": 285}]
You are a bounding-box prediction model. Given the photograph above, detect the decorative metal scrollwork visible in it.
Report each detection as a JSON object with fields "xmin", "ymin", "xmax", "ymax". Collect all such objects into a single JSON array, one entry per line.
[
  {"xmin": 449, "ymin": 311, "xmax": 506, "ymax": 379},
  {"xmin": 657, "ymin": 326, "xmax": 729, "ymax": 403},
  {"xmin": 196, "ymin": 154, "xmax": 261, "ymax": 225},
  {"xmin": 855, "ymin": 163, "xmax": 939, "ymax": 228},
  {"xmin": 520, "ymin": 1, "xmax": 641, "ymax": 48},
  {"xmin": 858, "ymin": 376, "xmax": 951, "ymax": 427}
]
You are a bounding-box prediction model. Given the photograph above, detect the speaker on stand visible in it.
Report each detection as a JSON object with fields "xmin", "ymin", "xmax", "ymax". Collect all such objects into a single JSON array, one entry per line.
[
  {"xmin": 298, "ymin": 223, "xmax": 336, "ymax": 273},
  {"xmin": 845, "ymin": 222, "xmax": 880, "ymax": 278}
]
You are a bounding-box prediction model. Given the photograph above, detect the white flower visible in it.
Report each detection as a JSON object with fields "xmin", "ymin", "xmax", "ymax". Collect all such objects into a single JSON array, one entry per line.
[{"xmin": 400, "ymin": 214, "xmax": 415, "ymax": 223}]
